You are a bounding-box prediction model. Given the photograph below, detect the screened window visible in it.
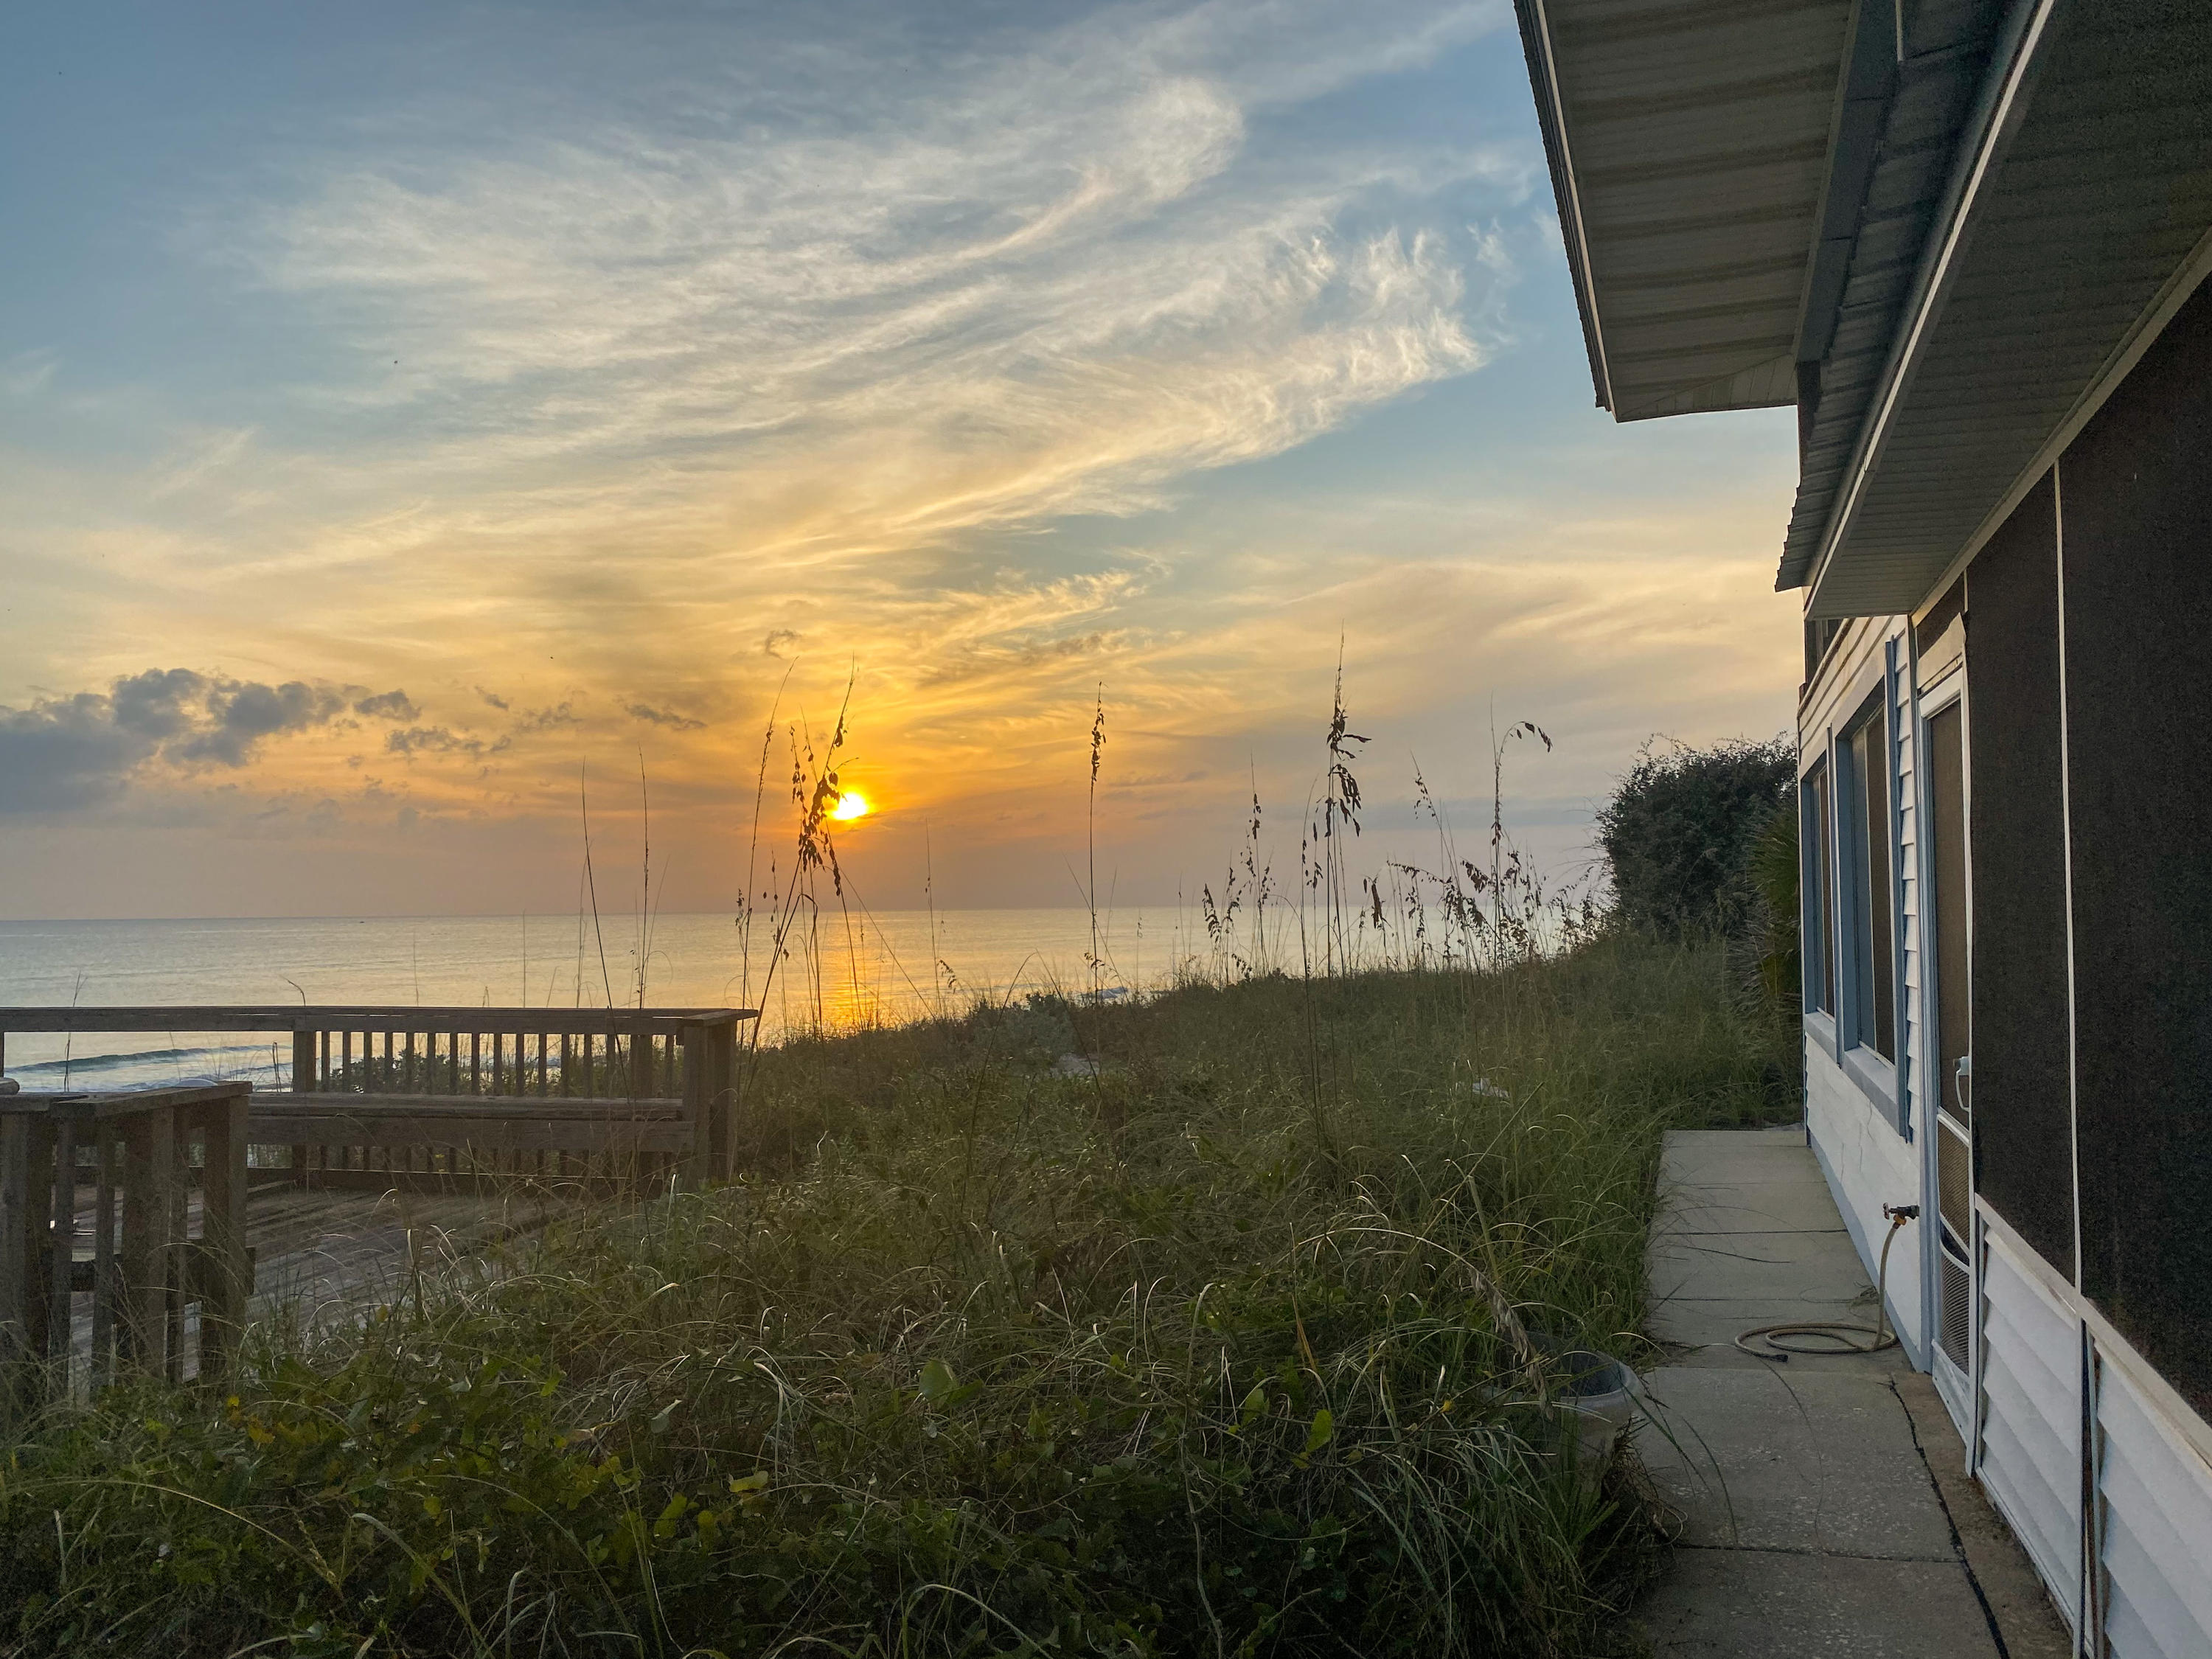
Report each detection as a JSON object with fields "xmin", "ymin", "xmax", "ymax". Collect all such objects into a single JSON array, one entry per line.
[
  {"xmin": 1840, "ymin": 696, "xmax": 1896, "ymax": 1062},
  {"xmin": 1802, "ymin": 760, "xmax": 1835, "ymax": 1016}
]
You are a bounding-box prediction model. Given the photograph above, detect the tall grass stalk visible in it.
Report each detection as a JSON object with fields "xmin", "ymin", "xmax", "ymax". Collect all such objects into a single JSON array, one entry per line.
[{"xmin": 1088, "ymin": 685, "xmax": 1106, "ymax": 1011}]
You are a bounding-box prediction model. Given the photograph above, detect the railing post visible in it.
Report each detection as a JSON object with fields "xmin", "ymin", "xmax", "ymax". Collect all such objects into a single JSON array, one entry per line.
[
  {"xmin": 91, "ymin": 1127, "xmax": 115, "ymax": 1391},
  {"xmin": 0, "ymin": 1110, "xmax": 32, "ymax": 1372},
  {"xmin": 19, "ymin": 1120, "xmax": 55, "ymax": 1369},
  {"xmin": 712, "ymin": 1019, "xmax": 737, "ymax": 1183},
  {"xmin": 165, "ymin": 1112, "xmax": 189, "ymax": 1380},
  {"xmin": 628, "ymin": 1018, "xmax": 653, "ymax": 1104},
  {"xmin": 119, "ymin": 1103, "xmax": 175, "ymax": 1372},
  {"xmin": 291, "ymin": 1026, "xmax": 316, "ymax": 1183},
  {"xmin": 678, "ymin": 1024, "xmax": 705, "ymax": 1190},
  {"xmin": 47, "ymin": 1113, "xmax": 77, "ymax": 1370},
  {"xmin": 197, "ymin": 1089, "xmax": 251, "ymax": 1374}
]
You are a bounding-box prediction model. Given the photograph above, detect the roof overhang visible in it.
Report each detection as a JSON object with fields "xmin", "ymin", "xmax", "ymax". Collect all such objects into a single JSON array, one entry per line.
[
  {"xmin": 1517, "ymin": 0, "xmax": 2212, "ymax": 618},
  {"xmin": 1514, "ymin": 0, "xmax": 1851, "ymax": 421},
  {"xmin": 1792, "ymin": 0, "xmax": 2212, "ymax": 617}
]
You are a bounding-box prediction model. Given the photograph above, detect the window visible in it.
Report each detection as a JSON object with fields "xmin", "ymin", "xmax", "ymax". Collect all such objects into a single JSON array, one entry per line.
[
  {"xmin": 1802, "ymin": 759, "xmax": 1835, "ymax": 1016},
  {"xmin": 1804, "ymin": 615, "xmax": 1844, "ymax": 681},
  {"xmin": 1840, "ymin": 695, "xmax": 1896, "ymax": 1062}
]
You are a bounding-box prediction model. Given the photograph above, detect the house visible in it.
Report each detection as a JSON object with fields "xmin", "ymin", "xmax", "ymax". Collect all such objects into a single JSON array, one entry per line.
[{"xmin": 1512, "ymin": 0, "xmax": 2212, "ymax": 1649}]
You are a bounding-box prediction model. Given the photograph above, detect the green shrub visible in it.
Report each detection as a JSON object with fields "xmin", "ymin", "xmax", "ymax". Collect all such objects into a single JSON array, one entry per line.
[
  {"xmin": 1728, "ymin": 795, "xmax": 1801, "ymax": 1026},
  {"xmin": 1595, "ymin": 738, "xmax": 1795, "ymax": 938}
]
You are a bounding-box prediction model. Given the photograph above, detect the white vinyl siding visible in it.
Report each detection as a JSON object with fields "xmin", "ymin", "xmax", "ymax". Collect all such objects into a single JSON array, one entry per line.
[
  {"xmin": 1803, "ymin": 618, "xmax": 1924, "ymax": 1358},
  {"xmin": 2098, "ymin": 1360, "xmax": 2212, "ymax": 1658},
  {"xmin": 1980, "ymin": 1228, "xmax": 2083, "ymax": 1632},
  {"xmin": 1802, "ymin": 608, "xmax": 2212, "ymax": 1659}
]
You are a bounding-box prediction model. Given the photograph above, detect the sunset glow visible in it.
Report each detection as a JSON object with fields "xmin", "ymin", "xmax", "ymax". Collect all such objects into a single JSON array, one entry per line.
[
  {"xmin": 832, "ymin": 790, "xmax": 872, "ymax": 824},
  {"xmin": 0, "ymin": 1, "xmax": 1801, "ymax": 921}
]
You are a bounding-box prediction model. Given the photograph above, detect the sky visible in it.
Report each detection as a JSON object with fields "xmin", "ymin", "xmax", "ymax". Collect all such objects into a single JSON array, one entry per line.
[{"xmin": 0, "ymin": 0, "xmax": 1803, "ymax": 921}]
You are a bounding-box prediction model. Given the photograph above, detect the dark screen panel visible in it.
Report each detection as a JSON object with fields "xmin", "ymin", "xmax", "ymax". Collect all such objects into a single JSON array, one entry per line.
[
  {"xmin": 2059, "ymin": 276, "xmax": 2212, "ymax": 1417},
  {"xmin": 1927, "ymin": 703, "xmax": 1970, "ymax": 1130},
  {"xmin": 1966, "ymin": 472, "xmax": 2075, "ymax": 1280},
  {"xmin": 1804, "ymin": 762, "xmax": 1835, "ymax": 1015},
  {"xmin": 1840, "ymin": 700, "xmax": 1897, "ymax": 1063},
  {"xmin": 1805, "ymin": 616, "xmax": 1844, "ymax": 685},
  {"xmin": 1863, "ymin": 709, "xmax": 1894, "ymax": 1061}
]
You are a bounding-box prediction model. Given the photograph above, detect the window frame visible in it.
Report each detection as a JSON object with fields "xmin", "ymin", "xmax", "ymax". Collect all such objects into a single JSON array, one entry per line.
[
  {"xmin": 1837, "ymin": 686, "xmax": 1898, "ymax": 1062},
  {"xmin": 1816, "ymin": 647, "xmax": 1911, "ymax": 1136},
  {"xmin": 1914, "ymin": 662, "xmax": 1973, "ymax": 1396},
  {"xmin": 1801, "ymin": 751, "xmax": 1838, "ymax": 1045}
]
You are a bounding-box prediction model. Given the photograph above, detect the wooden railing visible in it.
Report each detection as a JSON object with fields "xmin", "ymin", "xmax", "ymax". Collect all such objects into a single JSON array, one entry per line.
[
  {"xmin": 0, "ymin": 1007, "xmax": 756, "ymax": 1192},
  {"xmin": 0, "ymin": 1082, "xmax": 252, "ymax": 1396}
]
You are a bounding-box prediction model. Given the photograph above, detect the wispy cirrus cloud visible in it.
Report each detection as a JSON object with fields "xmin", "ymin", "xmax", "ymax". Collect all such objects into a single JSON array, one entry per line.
[
  {"xmin": 236, "ymin": 0, "xmax": 1513, "ymax": 582},
  {"xmin": 3, "ymin": 0, "xmax": 1815, "ymax": 922},
  {"xmin": 0, "ymin": 0, "xmax": 1527, "ymax": 837}
]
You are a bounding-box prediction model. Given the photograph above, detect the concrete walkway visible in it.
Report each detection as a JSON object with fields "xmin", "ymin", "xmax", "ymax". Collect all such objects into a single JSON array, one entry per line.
[{"xmin": 1632, "ymin": 1127, "xmax": 2070, "ymax": 1658}]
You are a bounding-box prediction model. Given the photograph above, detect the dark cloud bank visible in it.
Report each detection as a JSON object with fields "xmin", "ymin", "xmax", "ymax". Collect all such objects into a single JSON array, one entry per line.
[{"xmin": 0, "ymin": 668, "xmax": 415, "ymax": 813}]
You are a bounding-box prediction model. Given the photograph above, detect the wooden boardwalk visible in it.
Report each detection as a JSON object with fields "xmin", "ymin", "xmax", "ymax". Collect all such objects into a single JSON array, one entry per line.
[
  {"xmin": 49, "ymin": 1177, "xmax": 571, "ymax": 1369},
  {"xmin": 6, "ymin": 1004, "xmax": 751, "ymax": 1390},
  {"xmin": 239, "ymin": 1178, "xmax": 570, "ymax": 1322}
]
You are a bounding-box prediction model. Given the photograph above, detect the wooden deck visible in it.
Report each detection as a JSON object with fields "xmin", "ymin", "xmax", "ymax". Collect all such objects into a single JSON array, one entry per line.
[
  {"xmin": 46, "ymin": 1175, "xmax": 574, "ymax": 1376},
  {"xmin": 2, "ymin": 1002, "xmax": 756, "ymax": 1193},
  {"xmin": 239, "ymin": 1176, "xmax": 571, "ymax": 1321},
  {"xmin": 4, "ymin": 1005, "xmax": 754, "ymax": 1391}
]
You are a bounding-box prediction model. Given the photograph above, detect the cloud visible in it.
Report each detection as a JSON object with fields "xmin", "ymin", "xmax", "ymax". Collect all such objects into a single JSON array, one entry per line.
[
  {"xmin": 383, "ymin": 699, "xmax": 576, "ymax": 760},
  {"xmin": 0, "ymin": 668, "xmax": 412, "ymax": 812},
  {"xmin": 7, "ymin": 0, "xmax": 1717, "ymax": 915},
  {"xmin": 108, "ymin": 668, "xmax": 212, "ymax": 742},
  {"xmin": 0, "ymin": 693, "xmax": 155, "ymax": 812},
  {"xmin": 626, "ymin": 703, "xmax": 706, "ymax": 731},
  {"xmin": 1, "ymin": 349, "xmax": 59, "ymax": 401},
  {"xmin": 229, "ymin": 0, "xmax": 1511, "ymax": 606},
  {"xmin": 148, "ymin": 426, "xmax": 257, "ymax": 500},
  {"xmin": 511, "ymin": 703, "xmax": 578, "ymax": 734},
  {"xmin": 386, "ymin": 726, "xmax": 510, "ymax": 759},
  {"xmin": 166, "ymin": 678, "xmax": 348, "ymax": 766},
  {"xmin": 352, "ymin": 688, "xmax": 420, "ymax": 720}
]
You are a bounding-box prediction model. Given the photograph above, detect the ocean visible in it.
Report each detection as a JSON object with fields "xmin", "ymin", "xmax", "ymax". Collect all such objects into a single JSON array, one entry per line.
[{"xmin": 0, "ymin": 907, "xmax": 1208, "ymax": 1091}]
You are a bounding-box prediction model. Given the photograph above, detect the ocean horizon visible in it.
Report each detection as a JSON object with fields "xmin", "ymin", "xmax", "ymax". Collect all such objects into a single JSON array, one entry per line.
[{"xmin": 0, "ymin": 907, "xmax": 1224, "ymax": 1090}]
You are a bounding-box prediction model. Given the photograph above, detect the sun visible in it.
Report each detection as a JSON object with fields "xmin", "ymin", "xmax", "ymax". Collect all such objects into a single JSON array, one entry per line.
[{"xmin": 830, "ymin": 788, "xmax": 871, "ymax": 822}]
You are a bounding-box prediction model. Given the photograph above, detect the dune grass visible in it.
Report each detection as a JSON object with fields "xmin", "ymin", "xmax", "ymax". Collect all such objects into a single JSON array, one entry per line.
[{"xmin": 0, "ymin": 932, "xmax": 1793, "ymax": 1658}]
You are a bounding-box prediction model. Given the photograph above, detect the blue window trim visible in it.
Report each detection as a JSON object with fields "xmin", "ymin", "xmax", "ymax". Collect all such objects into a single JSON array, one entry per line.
[
  {"xmin": 1888, "ymin": 636, "xmax": 1913, "ymax": 1141},
  {"xmin": 1801, "ymin": 751, "xmax": 1836, "ymax": 1020},
  {"xmin": 1829, "ymin": 654, "xmax": 1911, "ymax": 1137},
  {"xmin": 1841, "ymin": 1041, "xmax": 1900, "ymax": 1119}
]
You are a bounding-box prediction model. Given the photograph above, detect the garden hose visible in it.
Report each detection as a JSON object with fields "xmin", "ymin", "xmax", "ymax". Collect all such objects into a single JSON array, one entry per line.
[{"xmin": 1734, "ymin": 1205, "xmax": 1918, "ymax": 1362}]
